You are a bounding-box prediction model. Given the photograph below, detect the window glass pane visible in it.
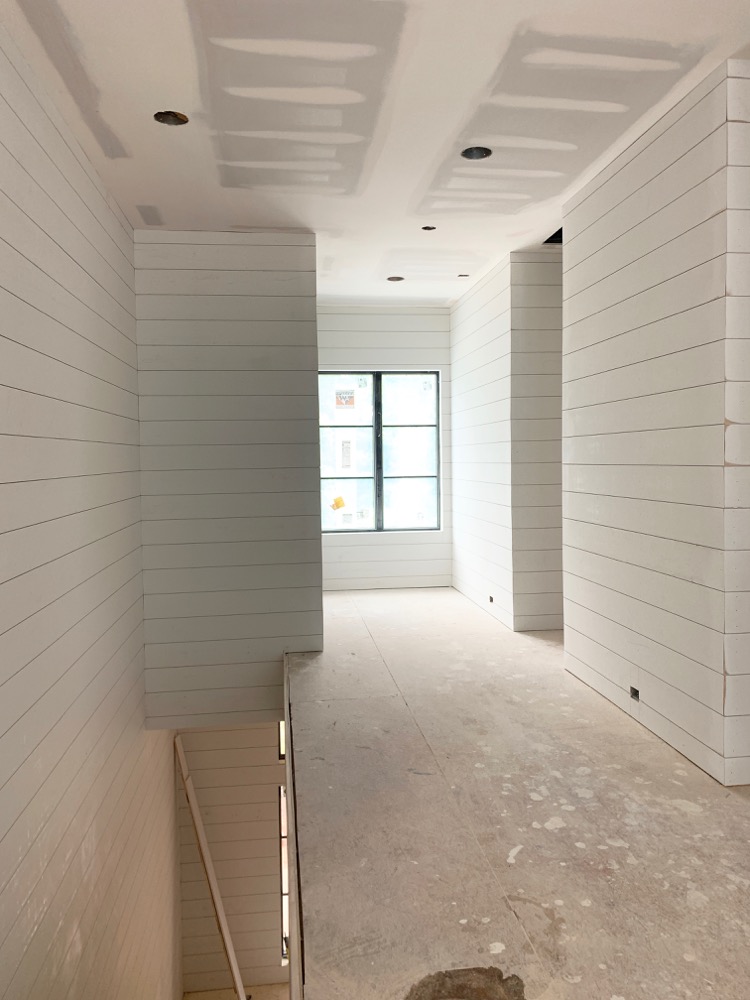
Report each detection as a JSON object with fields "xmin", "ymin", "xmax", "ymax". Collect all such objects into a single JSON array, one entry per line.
[
  {"xmin": 320, "ymin": 427, "xmax": 374, "ymax": 478},
  {"xmin": 319, "ymin": 373, "xmax": 373, "ymax": 426},
  {"xmin": 382, "ymin": 373, "xmax": 437, "ymax": 426},
  {"xmin": 321, "ymin": 478, "xmax": 375, "ymax": 531},
  {"xmin": 383, "ymin": 427, "xmax": 437, "ymax": 476},
  {"xmin": 383, "ymin": 477, "xmax": 438, "ymax": 530}
]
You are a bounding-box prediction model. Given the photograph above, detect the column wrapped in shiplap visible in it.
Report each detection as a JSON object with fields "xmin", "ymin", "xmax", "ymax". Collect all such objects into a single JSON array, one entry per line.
[
  {"xmin": 136, "ymin": 231, "xmax": 323, "ymax": 729},
  {"xmin": 450, "ymin": 260, "xmax": 515, "ymax": 628},
  {"xmin": 724, "ymin": 60, "xmax": 750, "ymax": 784},
  {"xmin": 450, "ymin": 254, "xmax": 563, "ymax": 631},
  {"xmin": 510, "ymin": 250, "xmax": 563, "ymax": 630}
]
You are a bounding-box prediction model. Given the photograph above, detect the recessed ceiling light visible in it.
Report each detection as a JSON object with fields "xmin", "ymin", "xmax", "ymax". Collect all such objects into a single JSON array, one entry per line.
[
  {"xmin": 154, "ymin": 110, "xmax": 189, "ymax": 126},
  {"xmin": 458, "ymin": 273, "xmax": 469, "ymax": 278},
  {"xmin": 461, "ymin": 146, "xmax": 492, "ymax": 160},
  {"xmin": 387, "ymin": 276, "xmax": 404, "ymax": 282},
  {"xmin": 422, "ymin": 225, "xmax": 436, "ymax": 231}
]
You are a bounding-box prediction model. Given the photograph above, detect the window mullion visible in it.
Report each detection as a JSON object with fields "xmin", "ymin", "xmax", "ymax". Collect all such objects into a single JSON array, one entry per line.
[{"xmin": 374, "ymin": 373, "xmax": 384, "ymax": 531}]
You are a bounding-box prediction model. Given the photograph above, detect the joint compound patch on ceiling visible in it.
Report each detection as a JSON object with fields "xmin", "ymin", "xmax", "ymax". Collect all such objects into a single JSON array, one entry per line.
[
  {"xmin": 187, "ymin": 0, "xmax": 406, "ymax": 198},
  {"xmin": 418, "ymin": 27, "xmax": 703, "ymax": 218},
  {"xmin": 17, "ymin": 0, "xmax": 129, "ymax": 158}
]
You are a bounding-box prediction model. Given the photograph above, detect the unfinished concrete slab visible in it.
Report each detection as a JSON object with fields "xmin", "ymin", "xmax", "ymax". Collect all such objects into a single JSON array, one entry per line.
[{"xmin": 288, "ymin": 588, "xmax": 750, "ymax": 1000}]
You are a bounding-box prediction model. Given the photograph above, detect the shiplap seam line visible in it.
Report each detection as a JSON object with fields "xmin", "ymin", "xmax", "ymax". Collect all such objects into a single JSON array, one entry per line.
[
  {"xmin": 0, "ymin": 345, "xmax": 139, "ymax": 397},
  {"xmin": 563, "ymin": 588, "xmax": 725, "ymax": 645},
  {"xmin": 0, "ymin": 616, "xmax": 143, "ymax": 793},
  {"xmin": 0, "ymin": 495, "xmax": 142, "ymax": 537},
  {"xmin": 0, "ymin": 77, "xmax": 133, "ymax": 267},
  {"xmin": 0, "ymin": 384, "xmax": 139, "ymax": 422},
  {"xmin": 0, "ymin": 234, "xmax": 136, "ymax": 325},
  {"xmin": 565, "ymin": 78, "xmax": 726, "ymax": 223},
  {"xmin": 564, "ymin": 544, "xmax": 725, "ymax": 594},
  {"xmin": 563, "ymin": 254, "xmax": 727, "ymax": 328},
  {"xmin": 0, "ymin": 565, "xmax": 142, "ymax": 684},
  {"xmin": 564, "ymin": 204, "xmax": 730, "ymax": 298},
  {"xmin": 0, "ymin": 153, "xmax": 135, "ymax": 297},
  {"xmin": 564, "ymin": 138, "xmax": 728, "ymax": 263}
]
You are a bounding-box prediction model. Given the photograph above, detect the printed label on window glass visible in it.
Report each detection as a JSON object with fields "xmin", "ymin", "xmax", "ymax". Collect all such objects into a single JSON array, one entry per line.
[
  {"xmin": 341, "ymin": 440, "xmax": 351, "ymax": 468},
  {"xmin": 342, "ymin": 513, "xmax": 353, "ymax": 525},
  {"xmin": 335, "ymin": 390, "xmax": 355, "ymax": 408}
]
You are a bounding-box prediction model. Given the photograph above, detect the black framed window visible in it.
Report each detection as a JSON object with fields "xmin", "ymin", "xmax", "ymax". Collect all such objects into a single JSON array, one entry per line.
[{"xmin": 319, "ymin": 372, "xmax": 440, "ymax": 532}]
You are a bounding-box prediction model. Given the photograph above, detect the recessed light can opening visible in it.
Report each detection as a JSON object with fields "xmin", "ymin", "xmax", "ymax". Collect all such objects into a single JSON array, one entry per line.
[
  {"xmin": 422, "ymin": 225, "xmax": 436, "ymax": 231},
  {"xmin": 458, "ymin": 273, "xmax": 469, "ymax": 277},
  {"xmin": 461, "ymin": 145, "xmax": 492, "ymax": 159},
  {"xmin": 387, "ymin": 275, "xmax": 405, "ymax": 281},
  {"xmin": 154, "ymin": 110, "xmax": 189, "ymax": 126}
]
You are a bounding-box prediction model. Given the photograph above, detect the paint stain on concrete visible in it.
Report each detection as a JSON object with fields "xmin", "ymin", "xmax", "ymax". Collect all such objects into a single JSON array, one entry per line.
[{"xmin": 404, "ymin": 966, "xmax": 526, "ymax": 999}]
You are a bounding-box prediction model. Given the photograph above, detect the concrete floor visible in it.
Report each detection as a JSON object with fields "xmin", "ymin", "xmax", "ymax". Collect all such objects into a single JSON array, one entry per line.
[{"xmin": 288, "ymin": 588, "xmax": 750, "ymax": 1000}]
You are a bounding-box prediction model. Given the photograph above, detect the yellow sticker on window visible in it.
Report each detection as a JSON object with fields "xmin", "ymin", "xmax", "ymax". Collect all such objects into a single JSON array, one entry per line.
[{"xmin": 330, "ymin": 496, "xmax": 345, "ymax": 510}]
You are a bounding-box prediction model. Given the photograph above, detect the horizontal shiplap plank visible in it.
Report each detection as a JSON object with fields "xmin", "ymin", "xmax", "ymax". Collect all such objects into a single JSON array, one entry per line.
[
  {"xmin": 138, "ymin": 345, "xmax": 318, "ymax": 371},
  {"xmin": 138, "ymin": 369, "xmax": 316, "ymax": 396},
  {"xmin": 140, "ymin": 420, "xmax": 319, "ymax": 447},
  {"xmin": 135, "ymin": 243, "xmax": 314, "ymax": 271},
  {"xmin": 135, "ymin": 269, "xmax": 315, "ymax": 297},
  {"xmin": 0, "ymin": 336, "xmax": 137, "ymax": 418},
  {"xmin": 139, "ymin": 394, "xmax": 318, "ymax": 422},
  {"xmin": 138, "ymin": 318, "xmax": 316, "ymax": 346},
  {"xmin": 136, "ymin": 294, "xmax": 315, "ymax": 321},
  {"xmin": 143, "ymin": 564, "xmax": 322, "ymax": 595},
  {"xmin": 135, "ymin": 229, "xmax": 313, "ymax": 245},
  {"xmin": 145, "ymin": 587, "xmax": 321, "ymax": 619}
]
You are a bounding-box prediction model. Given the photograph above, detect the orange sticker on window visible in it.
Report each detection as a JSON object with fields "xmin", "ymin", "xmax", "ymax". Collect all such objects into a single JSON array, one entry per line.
[{"xmin": 330, "ymin": 496, "xmax": 345, "ymax": 510}]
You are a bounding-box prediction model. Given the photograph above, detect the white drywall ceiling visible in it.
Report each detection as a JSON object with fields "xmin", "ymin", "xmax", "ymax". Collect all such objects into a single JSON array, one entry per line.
[{"xmin": 2, "ymin": 0, "xmax": 749, "ymax": 304}]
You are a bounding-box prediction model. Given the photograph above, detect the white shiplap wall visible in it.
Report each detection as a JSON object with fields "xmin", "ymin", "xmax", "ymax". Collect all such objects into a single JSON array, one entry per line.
[
  {"xmin": 136, "ymin": 232, "xmax": 324, "ymax": 730},
  {"xmin": 562, "ymin": 61, "xmax": 750, "ymax": 785},
  {"xmin": 724, "ymin": 63, "xmax": 750, "ymax": 785},
  {"xmin": 179, "ymin": 725, "xmax": 287, "ymax": 992},
  {"xmin": 450, "ymin": 261, "xmax": 514, "ymax": 627},
  {"xmin": 510, "ymin": 250, "xmax": 563, "ymax": 631},
  {"xmin": 0, "ymin": 27, "xmax": 180, "ymax": 1000},
  {"xmin": 450, "ymin": 256, "xmax": 563, "ymax": 631},
  {"xmin": 318, "ymin": 306, "xmax": 452, "ymax": 590}
]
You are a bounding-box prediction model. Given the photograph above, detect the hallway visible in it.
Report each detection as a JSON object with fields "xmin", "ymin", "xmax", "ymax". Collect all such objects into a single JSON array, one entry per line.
[{"xmin": 289, "ymin": 589, "xmax": 750, "ymax": 1000}]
